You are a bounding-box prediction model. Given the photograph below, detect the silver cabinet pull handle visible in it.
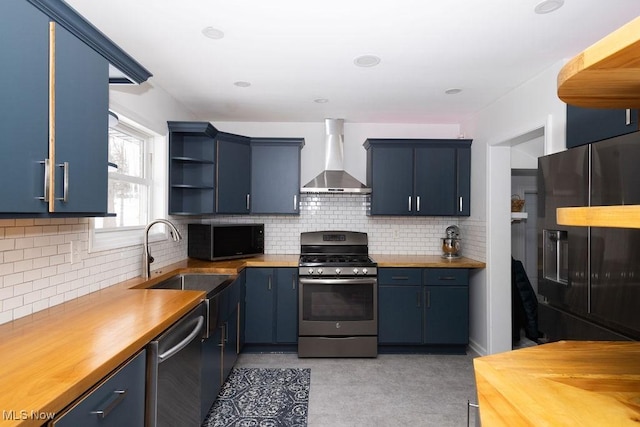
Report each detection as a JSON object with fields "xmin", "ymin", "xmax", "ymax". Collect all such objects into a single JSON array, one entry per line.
[
  {"xmin": 416, "ymin": 196, "xmax": 421, "ymax": 212},
  {"xmin": 246, "ymin": 194, "xmax": 250, "ymax": 210},
  {"xmin": 292, "ymin": 275, "xmax": 296, "ymax": 290},
  {"xmin": 408, "ymin": 196, "xmax": 412, "ymax": 212},
  {"xmin": 459, "ymin": 196, "xmax": 463, "ymax": 212},
  {"xmin": 56, "ymin": 162, "xmax": 69, "ymax": 202},
  {"xmin": 38, "ymin": 159, "xmax": 50, "ymax": 202},
  {"xmin": 91, "ymin": 389, "xmax": 127, "ymax": 419},
  {"xmin": 416, "ymin": 292, "xmax": 421, "ymax": 308},
  {"xmin": 268, "ymin": 275, "xmax": 272, "ymax": 291},
  {"xmin": 425, "ymin": 289, "xmax": 431, "ymax": 308},
  {"xmin": 218, "ymin": 324, "xmax": 225, "ymax": 347},
  {"xmin": 293, "ymin": 194, "xmax": 298, "ymax": 210},
  {"xmin": 626, "ymin": 108, "xmax": 632, "ymax": 126}
]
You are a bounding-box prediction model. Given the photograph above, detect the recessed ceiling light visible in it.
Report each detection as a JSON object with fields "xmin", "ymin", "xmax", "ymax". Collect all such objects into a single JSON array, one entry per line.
[
  {"xmin": 445, "ymin": 88, "xmax": 462, "ymax": 95},
  {"xmin": 202, "ymin": 26, "xmax": 224, "ymax": 39},
  {"xmin": 354, "ymin": 55, "xmax": 381, "ymax": 68},
  {"xmin": 233, "ymin": 81, "xmax": 251, "ymax": 87},
  {"xmin": 534, "ymin": 0, "xmax": 564, "ymax": 14},
  {"xmin": 314, "ymin": 98, "xmax": 329, "ymax": 104}
]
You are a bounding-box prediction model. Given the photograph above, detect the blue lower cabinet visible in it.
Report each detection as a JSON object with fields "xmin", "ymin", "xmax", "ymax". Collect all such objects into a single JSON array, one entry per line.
[
  {"xmin": 378, "ymin": 286, "xmax": 422, "ymax": 344},
  {"xmin": 50, "ymin": 351, "xmax": 146, "ymax": 427},
  {"xmin": 244, "ymin": 268, "xmax": 298, "ymax": 345},
  {"xmin": 424, "ymin": 285, "xmax": 469, "ymax": 344},
  {"xmin": 245, "ymin": 268, "xmax": 275, "ymax": 343},
  {"xmin": 378, "ymin": 268, "xmax": 470, "ymax": 348},
  {"xmin": 201, "ymin": 328, "xmax": 222, "ymax": 421},
  {"xmin": 276, "ymin": 268, "xmax": 298, "ymax": 343}
]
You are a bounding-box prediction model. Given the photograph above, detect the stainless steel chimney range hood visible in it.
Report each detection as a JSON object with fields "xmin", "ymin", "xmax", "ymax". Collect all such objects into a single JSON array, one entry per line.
[{"xmin": 301, "ymin": 119, "xmax": 371, "ymax": 194}]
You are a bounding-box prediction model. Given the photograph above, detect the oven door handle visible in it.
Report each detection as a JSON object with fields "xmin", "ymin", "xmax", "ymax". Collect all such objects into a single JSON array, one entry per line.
[{"xmin": 299, "ymin": 277, "xmax": 377, "ymax": 286}]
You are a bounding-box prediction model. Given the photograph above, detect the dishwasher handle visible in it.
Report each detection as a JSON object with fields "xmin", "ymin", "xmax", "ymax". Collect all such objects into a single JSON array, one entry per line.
[{"xmin": 158, "ymin": 316, "xmax": 204, "ymax": 363}]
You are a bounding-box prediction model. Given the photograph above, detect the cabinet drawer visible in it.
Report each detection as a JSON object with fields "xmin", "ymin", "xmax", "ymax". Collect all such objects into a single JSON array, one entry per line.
[
  {"xmin": 50, "ymin": 350, "xmax": 146, "ymax": 427},
  {"xmin": 378, "ymin": 268, "xmax": 422, "ymax": 286},
  {"xmin": 424, "ymin": 269, "xmax": 468, "ymax": 286}
]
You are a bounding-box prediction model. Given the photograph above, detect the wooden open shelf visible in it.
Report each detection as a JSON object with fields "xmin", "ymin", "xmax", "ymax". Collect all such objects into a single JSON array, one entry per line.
[{"xmin": 558, "ymin": 16, "xmax": 640, "ymax": 108}]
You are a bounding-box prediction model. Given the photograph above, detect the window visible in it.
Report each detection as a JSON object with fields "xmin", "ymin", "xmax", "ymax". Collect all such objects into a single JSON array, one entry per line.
[{"xmin": 90, "ymin": 117, "xmax": 162, "ymax": 252}]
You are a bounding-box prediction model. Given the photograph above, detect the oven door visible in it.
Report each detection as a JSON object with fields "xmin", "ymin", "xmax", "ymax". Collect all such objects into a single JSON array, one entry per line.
[{"xmin": 298, "ymin": 277, "xmax": 377, "ymax": 336}]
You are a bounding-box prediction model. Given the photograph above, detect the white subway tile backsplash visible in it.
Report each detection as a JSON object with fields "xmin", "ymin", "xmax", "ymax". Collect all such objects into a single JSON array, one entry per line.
[{"xmin": 0, "ymin": 197, "xmax": 485, "ymax": 325}]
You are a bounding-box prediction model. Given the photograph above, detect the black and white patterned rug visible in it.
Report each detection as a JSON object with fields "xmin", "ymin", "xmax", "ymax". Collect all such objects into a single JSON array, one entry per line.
[{"xmin": 203, "ymin": 368, "xmax": 310, "ymax": 427}]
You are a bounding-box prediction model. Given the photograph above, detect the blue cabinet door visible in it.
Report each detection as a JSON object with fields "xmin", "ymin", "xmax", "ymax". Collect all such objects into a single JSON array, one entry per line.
[
  {"xmin": 415, "ymin": 146, "xmax": 456, "ymax": 215},
  {"xmin": 53, "ymin": 23, "xmax": 109, "ymax": 213},
  {"xmin": 223, "ymin": 305, "xmax": 239, "ymax": 381},
  {"xmin": 423, "ymin": 285, "xmax": 469, "ymax": 344},
  {"xmin": 250, "ymin": 139, "xmax": 302, "ymax": 214},
  {"xmin": 566, "ymin": 105, "xmax": 638, "ymax": 148},
  {"xmin": 276, "ymin": 268, "xmax": 298, "ymax": 343},
  {"xmin": 457, "ymin": 146, "xmax": 471, "ymax": 216},
  {"xmin": 53, "ymin": 350, "xmax": 146, "ymax": 427},
  {"xmin": 201, "ymin": 328, "xmax": 222, "ymax": 422},
  {"xmin": 216, "ymin": 132, "xmax": 251, "ymax": 214},
  {"xmin": 378, "ymin": 286, "xmax": 423, "ymax": 344},
  {"xmin": 244, "ymin": 268, "xmax": 274, "ymax": 343},
  {"xmin": 0, "ymin": 1, "xmax": 50, "ymax": 213},
  {"xmin": 369, "ymin": 145, "xmax": 414, "ymax": 215}
]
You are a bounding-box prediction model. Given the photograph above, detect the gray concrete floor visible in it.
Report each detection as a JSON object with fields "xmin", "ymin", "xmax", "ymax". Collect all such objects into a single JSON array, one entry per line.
[{"xmin": 235, "ymin": 352, "xmax": 480, "ymax": 427}]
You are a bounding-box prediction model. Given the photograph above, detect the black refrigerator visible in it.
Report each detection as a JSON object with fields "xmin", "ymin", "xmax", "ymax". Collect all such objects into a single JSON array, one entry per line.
[{"xmin": 537, "ymin": 131, "xmax": 640, "ymax": 341}]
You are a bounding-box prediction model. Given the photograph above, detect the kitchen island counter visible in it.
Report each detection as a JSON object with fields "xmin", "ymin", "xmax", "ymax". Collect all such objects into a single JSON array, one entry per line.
[{"xmin": 474, "ymin": 340, "xmax": 640, "ymax": 426}]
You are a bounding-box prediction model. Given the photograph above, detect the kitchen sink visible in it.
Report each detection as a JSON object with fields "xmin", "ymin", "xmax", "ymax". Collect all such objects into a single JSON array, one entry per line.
[
  {"xmin": 151, "ymin": 274, "xmax": 233, "ymax": 295},
  {"xmin": 151, "ymin": 274, "xmax": 235, "ymax": 341}
]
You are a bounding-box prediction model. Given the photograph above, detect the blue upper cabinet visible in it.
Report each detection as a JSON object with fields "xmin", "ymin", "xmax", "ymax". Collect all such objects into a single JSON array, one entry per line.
[
  {"xmin": 216, "ymin": 132, "xmax": 251, "ymax": 214},
  {"xmin": 167, "ymin": 121, "xmax": 218, "ymax": 215},
  {"xmin": 167, "ymin": 124, "xmax": 304, "ymax": 216},
  {"xmin": 53, "ymin": 23, "xmax": 108, "ymax": 213},
  {"xmin": 250, "ymin": 138, "xmax": 304, "ymax": 215},
  {"xmin": 566, "ymin": 104, "xmax": 639, "ymax": 148},
  {"xmin": 0, "ymin": 0, "xmax": 51, "ymax": 213},
  {"xmin": 0, "ymin": 0, "xmax": 151, "ymax": 216},
  {"xmin": 364, "ymin": 139, "xmax": 472, "ymax": 216}
]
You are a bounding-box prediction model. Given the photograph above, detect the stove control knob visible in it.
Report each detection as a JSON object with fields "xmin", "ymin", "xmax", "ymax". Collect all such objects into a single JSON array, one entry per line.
[
  {"xmin": 362, "ymin": 268, "xmax": 368, "ymax": 275},
  {"xmin": 317, "ymin": 268, "xmax": 323, "ymax": 275},
  {"xmin": 335, "ymin": 268, "xmax": 341, "ymax": 275},
  {"xmin": 353, "ymin": 268, "xmax": 359, "ymax": 275},
  {"xmin": 308, "ymin": 268, "xmax": 314, "ymax": 275}
]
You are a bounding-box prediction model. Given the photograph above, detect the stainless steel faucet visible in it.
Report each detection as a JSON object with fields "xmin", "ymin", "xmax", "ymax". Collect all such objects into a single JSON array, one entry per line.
[{"xmin": 143, "ymin": 219, "xmax": 182, "ymax": 279}]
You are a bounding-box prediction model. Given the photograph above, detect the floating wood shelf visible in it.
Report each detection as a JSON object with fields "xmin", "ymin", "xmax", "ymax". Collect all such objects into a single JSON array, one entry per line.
[
  {"xmin": 557, "ymin": 16, "xmax": 640, "ymax": 108},
  {"xmin": 557, "ymin": 205, "xmax": 640, "ymax": 228},
  {"xmin": 511, "ymin": 212, "xmax": 528, "ymax": 221}
]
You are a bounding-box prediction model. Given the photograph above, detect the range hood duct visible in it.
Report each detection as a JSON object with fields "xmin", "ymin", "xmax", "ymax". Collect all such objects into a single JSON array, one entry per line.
[{"xmin": 301, "ymin": 119, "xmax": 371, "ymax": 194}]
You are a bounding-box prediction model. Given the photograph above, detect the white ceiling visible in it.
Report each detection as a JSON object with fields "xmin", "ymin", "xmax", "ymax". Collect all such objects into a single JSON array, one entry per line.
[{"xmin": 66, "ymin": 0, "xmax": 640, "ymax": 124}]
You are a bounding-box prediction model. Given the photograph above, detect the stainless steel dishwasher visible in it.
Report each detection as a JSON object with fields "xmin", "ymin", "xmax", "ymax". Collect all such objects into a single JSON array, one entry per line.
[{"xmin": 146, "ymin": 303, "xmax": 205, "ymax": 427}]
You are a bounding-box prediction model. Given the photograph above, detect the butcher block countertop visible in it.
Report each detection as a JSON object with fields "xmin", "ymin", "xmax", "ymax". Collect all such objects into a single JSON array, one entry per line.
[
  {"xmin": 0, "ymin": 253, "xmax": 483, "ymax": 426},
  {"xmin": 557, "ymin": 15, "xmax": 640, "ymax": 108},
  {"xmin": 371, "ymin": 254, "xmax": 485, "ymax": 269},
  {"xmin": 0, "ymin": 287, "xmax": 205, "ymax": 427},
  {"xmin": 474, "ymin": 341, "xmax": 640, "ymax": 426}
]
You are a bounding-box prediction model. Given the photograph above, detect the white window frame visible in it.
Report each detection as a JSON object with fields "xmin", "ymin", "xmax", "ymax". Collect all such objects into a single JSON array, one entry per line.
[{"xmin": 89, "ymin": 115, "xmax": 168, "ymax": 252}]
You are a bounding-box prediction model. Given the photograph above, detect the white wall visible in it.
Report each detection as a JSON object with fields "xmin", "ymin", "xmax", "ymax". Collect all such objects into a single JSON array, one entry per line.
[{"xmin": 461, "ymin": 60, "xmax": 567, "ymax": 355}]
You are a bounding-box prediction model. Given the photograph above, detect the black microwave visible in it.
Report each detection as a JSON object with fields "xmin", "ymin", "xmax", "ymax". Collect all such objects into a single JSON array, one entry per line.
[{"xmin": 187, "ymin": 223, "xmax": 264, "ymax": 261}]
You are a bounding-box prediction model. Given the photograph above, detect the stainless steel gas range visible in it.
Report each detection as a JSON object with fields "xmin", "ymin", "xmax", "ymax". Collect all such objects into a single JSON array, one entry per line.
[{"xmin": 298, "ymin": 231, "xmax": 378, "ymax": 357}]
